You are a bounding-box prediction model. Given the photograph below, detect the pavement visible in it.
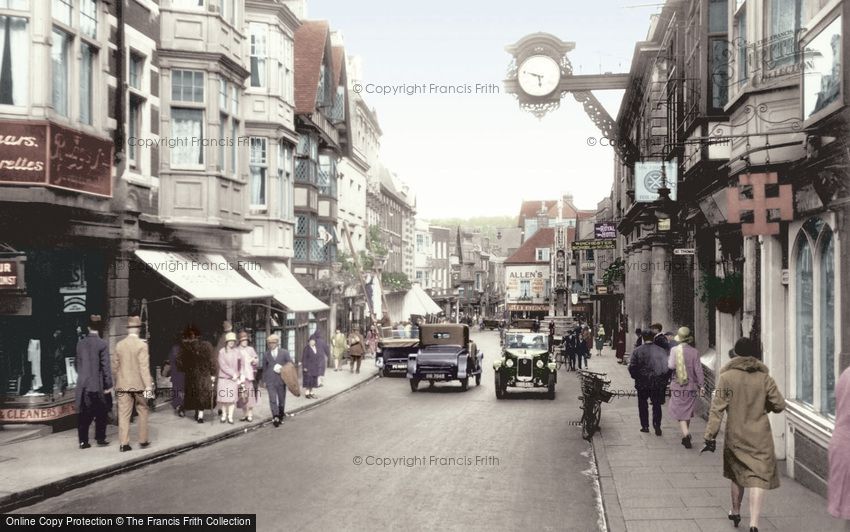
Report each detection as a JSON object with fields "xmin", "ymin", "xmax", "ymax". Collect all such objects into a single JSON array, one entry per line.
[
  {"xmin": 0, "ymin": 361, "xmax": 379, "ymax": 513},
  {"xmin": 587, "ymin": 345, "xmax": 846, "ymax": 532}
]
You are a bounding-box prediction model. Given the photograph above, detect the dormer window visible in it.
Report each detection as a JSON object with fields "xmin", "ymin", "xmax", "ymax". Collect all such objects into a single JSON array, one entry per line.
[{"xmin": 535, "ymin": 248, "xmax": 550, "ymax": 262}]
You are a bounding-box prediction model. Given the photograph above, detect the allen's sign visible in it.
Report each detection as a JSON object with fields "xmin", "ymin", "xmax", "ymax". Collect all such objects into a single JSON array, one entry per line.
[{"xmin": 0, "ymin": 120, "xmax": 113, "ymax": 197}]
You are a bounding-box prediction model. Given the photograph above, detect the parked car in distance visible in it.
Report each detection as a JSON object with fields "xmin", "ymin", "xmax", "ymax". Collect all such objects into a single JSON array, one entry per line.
[
  {"xmin": 407, "ymin": 324, "xmax": 483, "ymax": 392},
  {"xmin": 493, "ymin": 329, "xmax": 556, "ymax": 399}
]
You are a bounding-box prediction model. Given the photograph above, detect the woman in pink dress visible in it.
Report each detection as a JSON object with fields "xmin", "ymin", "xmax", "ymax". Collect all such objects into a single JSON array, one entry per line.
[
  {"xmin": 667, "ymin": 327, "xmax": 704, "ymax": 449},
  {"xmin": 829, "ymin": 365, "xmax": 850, "ymax": 525},
  {"xmin": 216, "ymin": 332, "xmax": 241, "ymax": 424},
  {"xmin": 236, "ymin": 331, "xmax": 259, "ymax": 422}
]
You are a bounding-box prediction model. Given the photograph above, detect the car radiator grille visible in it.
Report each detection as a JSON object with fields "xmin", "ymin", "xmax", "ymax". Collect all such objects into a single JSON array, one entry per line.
[{"xmin": 517, "ymin": 358, "xmax": 533, "ymax": 378}]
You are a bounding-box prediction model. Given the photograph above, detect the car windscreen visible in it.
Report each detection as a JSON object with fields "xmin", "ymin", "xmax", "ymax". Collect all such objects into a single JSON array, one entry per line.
[{"xmin": 505, "ymin": 334, "xmax": 547, "ymax": 349}]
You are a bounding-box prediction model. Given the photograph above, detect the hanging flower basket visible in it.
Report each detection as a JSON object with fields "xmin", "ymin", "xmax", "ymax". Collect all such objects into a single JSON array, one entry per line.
[{"xmin": 698, "ymin": 271, "xmax": 743, "ymax": 315}]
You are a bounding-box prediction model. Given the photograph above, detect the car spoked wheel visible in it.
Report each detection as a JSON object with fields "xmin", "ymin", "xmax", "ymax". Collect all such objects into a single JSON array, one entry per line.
[{"xmin": 409, "ymin": 378, "xmax": 419, "ymax": 392}]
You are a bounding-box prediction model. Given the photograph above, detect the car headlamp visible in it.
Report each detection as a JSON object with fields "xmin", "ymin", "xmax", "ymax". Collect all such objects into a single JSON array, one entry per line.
[
  {"xmin": 505, "ymin": 359, "xmax": 514, "ymax": 368},
  {"xmin": 536, "ymin": 360, "xmax": 544, "ymax": 369}
]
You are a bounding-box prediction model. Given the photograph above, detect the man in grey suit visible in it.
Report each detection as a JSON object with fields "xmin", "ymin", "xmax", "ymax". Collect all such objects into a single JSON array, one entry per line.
[
  {"xmin": 260, "ymin": 334, "xmax": 291, "ymax": 427},
  {"xmin": 75, "ymin": 315, "xmax": 113, "ymax": 449}
]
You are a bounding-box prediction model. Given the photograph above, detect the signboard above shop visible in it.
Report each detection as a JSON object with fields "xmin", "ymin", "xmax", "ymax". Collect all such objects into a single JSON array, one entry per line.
[
  {"xmin": 0, "ymin": 254, "xmax": 25, "ymax": 291},
  {"xmin": 594, "ymin": 222, "xmax": 617, "ymax": 240},
  {"xmin": 571, "ymin": 239, "xmax": 615, "ymax": 251},
  {"xmin": 0, "ymin": 120, "xmax": 113, "ymax": 197}
]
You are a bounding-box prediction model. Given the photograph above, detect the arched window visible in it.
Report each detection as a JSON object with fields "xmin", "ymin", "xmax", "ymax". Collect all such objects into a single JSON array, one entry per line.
[
  {"xmin": 795, "ymin": 231, "xmax": 814, "ymax": 405},
  {"xmin": 793, "ymin": 217, "xmax": 837, "ymax": 416},
  {"xmin": 820, "ymin": 228, "xmax": 835, "ymax": 415}
]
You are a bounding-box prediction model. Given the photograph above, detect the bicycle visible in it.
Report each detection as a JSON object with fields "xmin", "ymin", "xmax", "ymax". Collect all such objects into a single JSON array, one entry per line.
[{"xmin": 577, "ymin": 370, "xmax": 613, "ymax": 440}]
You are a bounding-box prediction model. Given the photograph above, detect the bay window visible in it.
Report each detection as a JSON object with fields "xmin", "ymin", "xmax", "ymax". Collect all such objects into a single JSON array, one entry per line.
[
  {"xmin": 80, "ymin": 44, "xmax": 95, "ymax": 124},
  {"xmin": 278, "ymin": 141, "xmax": 294, "ymax": 220},
  {"xmin": 734, "ymin": 5, "xmax": 747, "ymax": 88},
  {"xmin": 51, "ymin": 29, "xmax": 70, "ymax": 116},
  {"xmin": 766, "ymin": 0, "xmax": 802, "ymax": 69},
  {"xmin": 52, "ymin": 0, "xmax": 99, "ymax": 122}
]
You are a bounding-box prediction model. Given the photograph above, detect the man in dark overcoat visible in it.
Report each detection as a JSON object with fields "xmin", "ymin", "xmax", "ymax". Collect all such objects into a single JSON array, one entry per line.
[
  {"xmin": 629, "ymin": 329, "xmax": 671, "ymax": 435},
  {"xmin": 75, "ymin": 315, "xmax": 113, "ymax": 449},
  {"xmin": 260, "ymin": 334, "xmax": 292, "ymax": 427}
]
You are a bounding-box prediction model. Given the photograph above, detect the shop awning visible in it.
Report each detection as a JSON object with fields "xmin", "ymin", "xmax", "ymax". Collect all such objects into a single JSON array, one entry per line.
[
  {"xmin": 134, "ymin": 250, "xmax": 272, "ymax": 301},
  {"xmin": 386, "ymin": 284, "xmax": 442, "ymax": 323},
  {"xmin": 242, "ymin": 261, "xmax": 329, "ymax": 313}
]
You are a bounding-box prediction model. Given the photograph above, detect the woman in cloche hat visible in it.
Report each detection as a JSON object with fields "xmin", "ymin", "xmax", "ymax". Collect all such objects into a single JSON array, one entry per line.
[
  {"xmin": 666, "ymin": 326, "xmax": 703, "ymax": 449},
  {"xmin": 216, "ymin": 332, "xmax": 242, "ymax": 424}
]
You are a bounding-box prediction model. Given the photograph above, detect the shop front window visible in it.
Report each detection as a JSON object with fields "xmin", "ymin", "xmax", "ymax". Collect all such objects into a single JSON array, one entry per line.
[
  {"xmin": 795, "ymin": 232, "xmax": 814, "ymax": 405},
  {"xmin": 820, "ymin": 228, "xmax": 835, "ymax": 415}
]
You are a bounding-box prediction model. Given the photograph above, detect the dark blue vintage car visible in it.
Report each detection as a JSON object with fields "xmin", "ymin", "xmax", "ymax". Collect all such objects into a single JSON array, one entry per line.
[{"xmin": 407, "ymin": 324, "xmax": 483, "ymax": 392}]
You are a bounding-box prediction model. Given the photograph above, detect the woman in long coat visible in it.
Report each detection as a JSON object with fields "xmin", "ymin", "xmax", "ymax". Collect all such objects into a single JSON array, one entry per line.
[
  {"xmin": 703, "ymin": 337, "xmax": 785, "ymax": 531},
  {"xmin": 236, "ymin": 331, "xmax": 258, "ymax": 422},
  {"xmin": 301, "ymin": 337, "xmax": 322, "ymax": 399},
  {"xmin": 829, "ymin": 365, "xmax": 850, "ymax": 523},
  {"xmin": 217, "ymin": 332, "xmax": 242, "ymax": 424},
  {"xmin": 175, "ymin": 326, "xmax": 216, "ymax": 423},
  {"xmin": 667, "ymin": 327, "xmax": 704, "ymax": 449}
]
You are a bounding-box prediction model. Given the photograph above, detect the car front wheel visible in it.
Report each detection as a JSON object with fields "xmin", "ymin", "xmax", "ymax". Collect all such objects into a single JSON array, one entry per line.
[
  {"xmin": 547, "ymin": 374, "xmax": 556, "ymax": 400},
  {"xmin": 409, "ymin": 379, "xmax": 419, "ymax": 392}
]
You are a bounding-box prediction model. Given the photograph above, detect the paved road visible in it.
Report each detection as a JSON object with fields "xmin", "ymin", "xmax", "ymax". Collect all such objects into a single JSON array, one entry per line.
[{"xmin": 17, "ymin": 331, "xmax": 601, "ymax": 532}]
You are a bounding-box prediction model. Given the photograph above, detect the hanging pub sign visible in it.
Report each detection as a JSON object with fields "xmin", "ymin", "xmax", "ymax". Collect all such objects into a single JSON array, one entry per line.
[
  {"xmin": 594, "ymin": 222, "xmax": 617, "ymax": 240},
  {"xmin": 0, "ymin": 120, "xmax": 113, "ymax": 197},
  {"xmin": 634, "ymin": 160, "xmax": 678, "ymax": 202},
  {"xmin": 571, "ymin": 239, "xmax": 615, "ymax": 251}
]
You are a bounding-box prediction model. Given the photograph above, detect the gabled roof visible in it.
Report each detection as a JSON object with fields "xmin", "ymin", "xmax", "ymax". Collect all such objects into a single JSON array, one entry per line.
[
  {"xmin": 519, "ymin": 199, "xmax": 583, "ymax": 225},
  {"xmin": 294, "ymin": 20, "xmax": 331, "ymax": 114},
  {"xmin": 505, "ymin": 227, "xmax": 555, "ymax": 264}
]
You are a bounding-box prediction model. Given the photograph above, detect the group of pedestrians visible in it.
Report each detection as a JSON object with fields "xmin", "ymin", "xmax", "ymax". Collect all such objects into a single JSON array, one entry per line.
[
  {"xmin": 75, "ymin": 314, "xmax": 153, "ymax": 453},
  {"xmin": 626, "ymin": 321, "xmax": 789, "ymax": 532},
  {"xmin": 560, "ymin": 323, "xmax": 597, "ymax": 371}
]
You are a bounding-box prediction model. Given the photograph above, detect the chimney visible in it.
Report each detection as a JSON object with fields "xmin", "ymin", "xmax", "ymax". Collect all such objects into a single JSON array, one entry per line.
[{"xmin": 537, "ymin": 201, "xmax": 549, "ymax": 229}]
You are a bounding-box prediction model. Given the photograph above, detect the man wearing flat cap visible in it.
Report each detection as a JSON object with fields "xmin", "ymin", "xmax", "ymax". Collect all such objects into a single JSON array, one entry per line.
[
  {"xmin": 75, "ymin": 315, "xmax": 112, "ymax": 449},
  {"xmin": 112, "ymin": 316, "xmax": 153, "ymax": 452},
  {"xmin": 260, "ymin": 334, "xmax": 292, "ymax": 427}
]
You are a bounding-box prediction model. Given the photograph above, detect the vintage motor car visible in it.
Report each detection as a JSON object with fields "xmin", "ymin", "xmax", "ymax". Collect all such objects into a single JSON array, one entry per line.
[
  {"xmin": 407, "ymin": 324, "xmax": 483, "ymax": 392},
  {"xmin": 493, "ymin": 330, "xmax": 556, "ymax": 399},
  {"xmin": 376, "ymin": 337, "xmax": 419, "ymax": 377}
]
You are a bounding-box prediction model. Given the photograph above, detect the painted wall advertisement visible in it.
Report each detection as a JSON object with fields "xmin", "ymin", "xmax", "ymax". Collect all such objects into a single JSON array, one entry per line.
[
  {"xmin": 505, "ymin": 265, "xmax": 547, "ymax": 302},
  {"xmin": 0, "ymin": 120, "xmax": 113, "ymax": 197}
]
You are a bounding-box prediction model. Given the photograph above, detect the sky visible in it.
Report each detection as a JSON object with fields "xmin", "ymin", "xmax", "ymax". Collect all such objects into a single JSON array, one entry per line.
[{"xmin": 308, "ymin": 0, "xmax": 660, "ymax": 220}]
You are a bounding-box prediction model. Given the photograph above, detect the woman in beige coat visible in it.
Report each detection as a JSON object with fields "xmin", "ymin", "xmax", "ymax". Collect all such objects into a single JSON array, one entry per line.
[{"xmin": 703, "ymin": 337, "xmax": 785, "ymax": 532}]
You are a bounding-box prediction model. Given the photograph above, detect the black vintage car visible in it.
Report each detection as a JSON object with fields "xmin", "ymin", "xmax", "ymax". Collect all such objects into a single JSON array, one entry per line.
[
  {"xmin": 493, "ymin": 330, "xmax": 556, "ymax": 399},
  {"xmin": 407, "ymin": 324, "xmax": 483, "ymax": 392},
  {"xmin": 376, "ymin": 337, "xmax": 419, "ymax": 377}
]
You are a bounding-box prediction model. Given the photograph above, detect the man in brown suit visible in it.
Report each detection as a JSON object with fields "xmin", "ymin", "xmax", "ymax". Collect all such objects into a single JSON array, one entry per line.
[{"xmin": 111, "ymin": 316, "xmax": 153, "ymax": 452}]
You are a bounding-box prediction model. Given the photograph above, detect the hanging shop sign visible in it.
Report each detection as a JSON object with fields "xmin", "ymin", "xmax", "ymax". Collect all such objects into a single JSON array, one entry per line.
[
  {"xmin": 594, "ymin": 222, "xmax": 617, "ymax": 240},
  {"xmin": 0, "ymin": 120, "xmax": 113, "ymax": 197},
  {"xmin": 580, "ymin": 261, "xmax": 596, "ymax": 274},
  {"xmin": 673, "ymin": 248, "xmax": 695, "ymax": 255},
  {"xmin": 635, "ymin": 160, "xmax": 678, "ymax": 202},
  {"xmin": 571, "ymin": 239, "xmax": 615, "ymax": 251},
  {"xmin": 0, "ymin": 257, "xmax": 24, "ymax": 290},
  {"xmin": 726, "ymin": 172, "xmax": 792, "ymax": 236}
]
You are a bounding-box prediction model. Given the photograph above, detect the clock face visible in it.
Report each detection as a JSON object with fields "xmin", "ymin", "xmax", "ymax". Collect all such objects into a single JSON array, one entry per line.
[{"xmin": 517, "ymin": 55, "xmax": 561, "ymax": 97}]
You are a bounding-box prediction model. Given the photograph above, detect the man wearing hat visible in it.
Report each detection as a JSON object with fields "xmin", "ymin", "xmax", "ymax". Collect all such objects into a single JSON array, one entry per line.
[
  {"xmin": 628, "ymin": 329, "xmax": 671, "ymax": 436},
  {"xmin": 75, "ymin": 315, "xmax": 113, "ymax": 449},
  {"xmin": 260, "ymin": 334, "xmax": 292, "ymax": 427},
  {"xmin": 112, "ymin": 316, "xmax": 153, "ymax": 452}
]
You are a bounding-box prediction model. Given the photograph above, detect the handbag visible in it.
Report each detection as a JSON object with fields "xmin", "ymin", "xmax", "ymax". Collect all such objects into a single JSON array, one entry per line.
[{"xmin": 238, "ymin": 382, "xmax": 248, "ymax": 402}]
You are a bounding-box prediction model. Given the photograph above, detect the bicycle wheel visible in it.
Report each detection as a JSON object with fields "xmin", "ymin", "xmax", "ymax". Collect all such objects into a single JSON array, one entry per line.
[
  {"xmin": 593, "ymin": 400, "xmax": 602, "ymax": 430},
  {"xmin": 581, "ymin": 398, "xmax": 595, "ymax": 440}
]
